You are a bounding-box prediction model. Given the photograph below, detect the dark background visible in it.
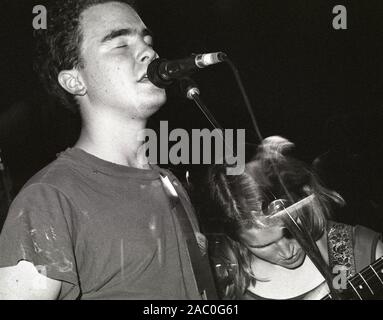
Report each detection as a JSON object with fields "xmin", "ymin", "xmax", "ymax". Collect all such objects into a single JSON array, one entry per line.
[{"xmin": 1, "ymin": 0, "xmax": 383, "ymax": 232}]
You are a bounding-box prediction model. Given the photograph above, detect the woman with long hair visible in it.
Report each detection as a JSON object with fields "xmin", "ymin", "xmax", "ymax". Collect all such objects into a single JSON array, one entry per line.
[{"xmin": 208, "ymin": 136, "xmax": 383, "ymax": 300}]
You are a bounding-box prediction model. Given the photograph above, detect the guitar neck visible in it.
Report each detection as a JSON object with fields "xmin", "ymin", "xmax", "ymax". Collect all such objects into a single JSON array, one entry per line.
[{"xmin": 322, "ymin": 256, "xmax": 383, "ymax": 300}]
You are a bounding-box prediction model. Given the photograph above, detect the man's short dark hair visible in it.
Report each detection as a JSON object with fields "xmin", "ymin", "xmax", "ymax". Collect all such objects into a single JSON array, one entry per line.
[{"xmin": 34, "ymin": 0, "xmax": 138, "ymax": 112}]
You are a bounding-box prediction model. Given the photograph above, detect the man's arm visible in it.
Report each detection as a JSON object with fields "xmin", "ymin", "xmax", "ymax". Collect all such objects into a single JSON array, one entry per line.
[
  {"xmin": 0, "ymin": 261, "xmax": 62, "ymax": 300},
  {"xmin": 0, "ymin": 183, "xmax": 79, "ymax": 299}
]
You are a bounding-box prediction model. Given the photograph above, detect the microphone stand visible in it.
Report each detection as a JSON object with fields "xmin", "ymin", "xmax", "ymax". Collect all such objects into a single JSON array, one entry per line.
[
  {"xmin": 280, "ymin": 212, "xmax": 342, "ymax": 300},
  {"xmin": 179, "ymin": 78, "xmax": 340, "ymax": 299},
  {"xmin": 180, "ymin": 78, "xmax": 223, "ymax": 131},
  {"xmin": 180, "ymin": 77, "xmax": 238, "ymax": 163},
  {"xmin": 178, "ymin": 62, "xmax": 340, "ymax": 299}
]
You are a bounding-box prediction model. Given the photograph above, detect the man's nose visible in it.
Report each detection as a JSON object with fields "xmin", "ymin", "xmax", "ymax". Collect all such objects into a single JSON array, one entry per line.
[{"xmin": 137, "ymin": 43, "xmax": 157, "ymax": 64}]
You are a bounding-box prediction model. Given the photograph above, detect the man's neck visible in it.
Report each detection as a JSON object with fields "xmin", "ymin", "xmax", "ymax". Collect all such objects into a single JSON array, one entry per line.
[{"xmin": 75, "ymin": 108, "xmax": 150, "ymax": 169}]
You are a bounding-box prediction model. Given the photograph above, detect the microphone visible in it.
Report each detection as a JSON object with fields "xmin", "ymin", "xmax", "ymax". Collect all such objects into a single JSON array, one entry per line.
[{"xmin": 147, "ymin": 52, "xmax": 227, "ymax": 88}]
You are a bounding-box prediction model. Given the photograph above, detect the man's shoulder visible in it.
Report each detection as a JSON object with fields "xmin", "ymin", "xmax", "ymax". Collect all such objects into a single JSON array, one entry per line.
[
  {"xmin": 328, "ymin": 220, "xmax": 381, "ymax": 237},
  {"xmin": 353, "ymin": 224, "xmax": 382, "ymax": 244},
  {"xmin": 22, "ymin": 151, "xmax": 82, "ymax": 193},
  {"xmin": 327, "ymin": 220, "xmax": 380, "ymax": 244},
  {"xmin": 4, "ymin": 154, "xmax": 82, "ymax": 227}
]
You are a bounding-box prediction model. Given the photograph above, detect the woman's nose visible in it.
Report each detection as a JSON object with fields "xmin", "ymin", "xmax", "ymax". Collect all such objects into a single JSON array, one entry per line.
[{"xmin": 278, "ymin": 239, "xmax": 294, "ymax": 258}]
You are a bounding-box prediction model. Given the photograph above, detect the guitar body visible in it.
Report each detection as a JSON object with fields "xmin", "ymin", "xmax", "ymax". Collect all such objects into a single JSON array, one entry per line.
[
  {"xmin": 247, "ymin": 257, "xmax": 383, "ymax": 300},
  {"xmin": 302, "ymin": 281, "xmax": 330, "ymax": 300}
]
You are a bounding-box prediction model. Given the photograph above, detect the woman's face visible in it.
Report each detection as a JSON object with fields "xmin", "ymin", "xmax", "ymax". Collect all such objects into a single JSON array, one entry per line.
[{"xmin": 240, "ymin": 225, "xmax": 306, "ymax": 269}]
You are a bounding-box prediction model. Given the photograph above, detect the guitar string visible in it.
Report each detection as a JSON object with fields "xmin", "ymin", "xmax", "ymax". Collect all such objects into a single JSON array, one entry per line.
[
  {"xmin": 348, "ymin": 257, "xmax": 383, "ymax": 287},
  {"xmin": 320, "ymin": 257, "xmax": 383, "ymax": 299},
  {"xmin": 328, "ymin": 257, "xmax": 383, "ymax": 299}
]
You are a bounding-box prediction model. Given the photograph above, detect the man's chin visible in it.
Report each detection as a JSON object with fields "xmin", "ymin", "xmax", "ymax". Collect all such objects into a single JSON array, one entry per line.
[
  {"xmin": 140, "ymin": 95, "xmax": 167, "ymax": 118},
  {"xmin": 151, "ymin": 88, "xmax": 167, "ymax": 105},
  {"xmin": 150, "ymin": 94, "xmax": 167, "ymax": 111}
]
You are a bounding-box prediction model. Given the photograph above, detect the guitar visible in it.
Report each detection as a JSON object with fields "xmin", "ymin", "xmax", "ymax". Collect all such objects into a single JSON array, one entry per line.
[
  {"xmin": 320, "ymin": 256, "xmax": 383, "ymax": 300},
  {"xmin": 274, "ymin": 197, "xmax": 383, "ymax": 300}
]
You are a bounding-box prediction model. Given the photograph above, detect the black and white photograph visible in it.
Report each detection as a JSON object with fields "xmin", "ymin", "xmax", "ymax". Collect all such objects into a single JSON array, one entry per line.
[{"xmin": 0, "ymin": 0, "xmax": 382, "ymax": 306}]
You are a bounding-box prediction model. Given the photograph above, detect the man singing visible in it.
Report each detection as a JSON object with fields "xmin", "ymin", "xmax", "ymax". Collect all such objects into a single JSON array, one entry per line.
[{"xmin": 0, "ymin": 0, "xmax": 208, "ymax": 299}]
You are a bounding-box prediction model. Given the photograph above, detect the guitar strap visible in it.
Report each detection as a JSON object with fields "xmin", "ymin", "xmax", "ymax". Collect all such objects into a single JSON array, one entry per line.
[
  {"xmin": 327, "ymin": 221, "xmax": 356, "ymax": 278},
  {"xmin": 159, "ymin": 172, "xmax": 218, "ymax": 300},
  {"xmin": 327, "ymin": 221, "xmax": 356, "ymax": 279}
]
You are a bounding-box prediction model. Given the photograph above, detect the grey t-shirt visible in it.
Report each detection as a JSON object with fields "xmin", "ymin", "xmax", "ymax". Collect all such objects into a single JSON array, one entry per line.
[{"xmin": 0, "ymin": 148, "xmax": 201, "ymax": 299}]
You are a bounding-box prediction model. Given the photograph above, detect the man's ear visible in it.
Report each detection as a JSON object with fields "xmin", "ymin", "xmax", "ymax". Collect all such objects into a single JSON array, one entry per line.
[{"xmin": 58, "ymin": 69, "xmax": 87, "ymax": 96}]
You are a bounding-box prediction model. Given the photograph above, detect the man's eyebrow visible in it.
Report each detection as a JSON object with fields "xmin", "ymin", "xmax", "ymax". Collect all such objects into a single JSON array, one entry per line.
[{"xmin": 101, "ymin": 28, "xmax": 153, "ymax": 43}]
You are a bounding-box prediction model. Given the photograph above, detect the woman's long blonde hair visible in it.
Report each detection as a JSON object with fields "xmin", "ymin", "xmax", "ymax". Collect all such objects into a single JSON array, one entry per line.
[{"xmin": 209, "ymin": 136, "xmax": 345, "ymax": 299}]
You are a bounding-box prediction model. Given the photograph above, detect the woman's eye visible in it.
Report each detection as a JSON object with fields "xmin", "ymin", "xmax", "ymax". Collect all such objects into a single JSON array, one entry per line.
[
  {"xmin": 254, "ymin": 243, "xmax": 273, "ymax": 249},
  {"xmin": 116, "ymin": 45, "xmax": 128, "ymax": 49}
]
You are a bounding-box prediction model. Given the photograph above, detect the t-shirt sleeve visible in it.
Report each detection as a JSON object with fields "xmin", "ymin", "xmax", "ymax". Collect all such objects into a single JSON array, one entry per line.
[
  {"xmin": 353, "ymin": 224, "xmax": 382, "ymax": 272},
  {"xmin": 0, "ymin": 183, "xmax": 79, "ymax": 287}
]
